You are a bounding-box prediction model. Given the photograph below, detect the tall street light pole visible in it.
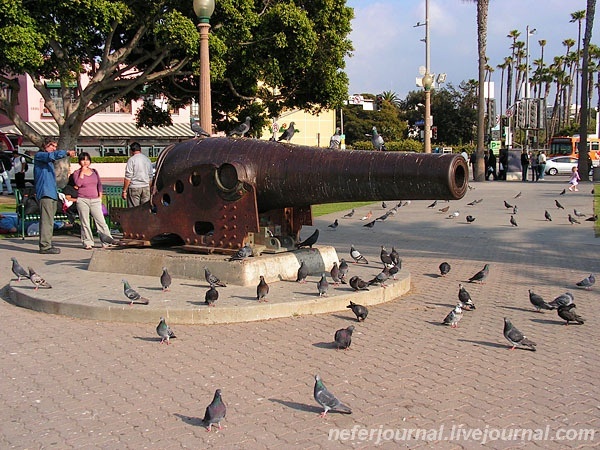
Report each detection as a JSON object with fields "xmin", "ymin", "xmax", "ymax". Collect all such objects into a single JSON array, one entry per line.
[
  {"xmin": 194, "ymin": 0, "xmax": 215, "ymax": 134},
  {"xmin": 524, "ymin": 25, "xmax": 536, "ymax": 149},
  {"xmin": 422, "ymin": 0, "xmax": 433, "ymax": 153}
]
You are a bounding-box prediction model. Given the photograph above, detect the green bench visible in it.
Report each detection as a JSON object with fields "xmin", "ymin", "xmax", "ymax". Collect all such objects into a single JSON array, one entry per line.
[{"xmin": 15, "ymin": 189, "xmax": 71, "ymax": 240}]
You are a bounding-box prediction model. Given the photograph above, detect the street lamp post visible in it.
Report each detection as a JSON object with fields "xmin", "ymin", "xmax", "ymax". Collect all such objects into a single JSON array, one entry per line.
[
  {"xmin": 524, "ymin": 25, "xmax": 536, "ymax": 149},
  {"xmin": 423, "ymin": 0, "xmax": 432, "ymax": 153},
  {"xmin": 193, "ymin": 0, "xmax": 215, "ymax": 134}
]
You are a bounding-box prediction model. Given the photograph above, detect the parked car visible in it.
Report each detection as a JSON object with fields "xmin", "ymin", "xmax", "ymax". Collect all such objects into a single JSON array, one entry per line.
[
  {"xmin": 1, "ymin": 151, "xmax": 35, "ymax": 185},
  {"xmin": 544, "ymin": 156, "xmax": 578, "ymax": 175}
]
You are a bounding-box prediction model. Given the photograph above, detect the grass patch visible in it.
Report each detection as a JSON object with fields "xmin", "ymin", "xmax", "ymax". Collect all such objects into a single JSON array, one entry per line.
[
  {"xmin": 0, "ymin": 200, "xmax": 16, "ymax": 213},
  {"xmin": 312, "ymin": 201, "xmax": 375, "ymax": 217}
]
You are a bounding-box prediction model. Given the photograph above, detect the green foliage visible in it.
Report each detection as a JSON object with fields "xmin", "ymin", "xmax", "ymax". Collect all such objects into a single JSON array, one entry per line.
[
  {"xmin": 135, "ymin": 100, "xmax": 173, "ymax": 129},
  {"xmin": 313, "ymin": 201, "xmax": 374, "ymax": 217},
  {"xmin": 351, "ymin": 140, "xmax": 424, "ymax": 152}
]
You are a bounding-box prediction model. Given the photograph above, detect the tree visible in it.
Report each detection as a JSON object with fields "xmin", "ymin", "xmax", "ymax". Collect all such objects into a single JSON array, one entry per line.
[
  {"xmin": 570, "ymin": 10, "xmax": 586, "ymax": 122},
  {"xmin": 578, "ymin": 0, "xmax": 596, "ymax": 181},
  {"xmin": 471, "ymin": 0, "xmax": 489, "ymax": 182}
]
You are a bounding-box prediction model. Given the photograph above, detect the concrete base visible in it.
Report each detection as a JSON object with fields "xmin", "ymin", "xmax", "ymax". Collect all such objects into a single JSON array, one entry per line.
[{"xmin": 87, "ymin": 246, "xmax": 340, "ymax": 287}]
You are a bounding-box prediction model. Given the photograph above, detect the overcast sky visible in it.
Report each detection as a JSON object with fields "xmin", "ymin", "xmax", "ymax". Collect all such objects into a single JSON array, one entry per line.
[{"xmin": 345, "ymin": 0, "xmax": 595, "ymax": 110}]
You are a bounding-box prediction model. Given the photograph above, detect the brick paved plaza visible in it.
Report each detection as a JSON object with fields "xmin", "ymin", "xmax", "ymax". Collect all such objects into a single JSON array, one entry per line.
[{"xmin": 1, "ymin": 178, "xmax": 598, "ymax": 449}]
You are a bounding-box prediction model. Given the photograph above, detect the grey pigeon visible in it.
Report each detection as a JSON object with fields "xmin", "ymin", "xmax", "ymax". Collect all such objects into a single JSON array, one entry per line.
[
  {"xmin": 388, "ymin": 264, "xmax": 399, "ymax": 279},
  {"xmin": 296, "ymin": 261, "xmax": 309, "ymax": 283},
  {"xmin": 11, "ymin": 257, "xmax": 29, "ymax": 281},
  {"xmin": 458, "ymin": 283, "xmax": 475, "ymax": 310},
  {"xmin": 313, "ymin": 374, "xmax": 352, "ymax": 418},
  {"xmin": 559, "ymin": 188, "xmax": 566, "ymax": 195},
  {"xmin": 329, "ymin": 127, "xmax": 341, "ymax": 149},
  {"xmin": 381, "ymin": 201, "xmax": 387, "ymax": 209},
  {"xmin": 203, "ymin": 389, "xmax": 227, "ymax": 432},
  {"xmin": 390, "ymin": 247, "xmax": 400, "ymax": 266},
  {"xmin": 371, "ymin": 126, "xmax": 386, "ymax": 151},
  {"xmin": 156, "ymin": 317, "xmax": 176, "ymax": 344},
  {"xmin": 343, "ymin": 209, "xmax": 355, "ymax": 218},
  {"xmin": 576, "ymin": 274, "xmax": 595, "ymax": 290},
  {"xmin": 528, "ymin": 289, "xmax": 555, "ymax": 312},
  {"xmin": 191, "ymin": 119, "xmax": 210, "ymax": 137},
  {"xmin": 350, "ymin": 245, "xmax": 368, "ymax": 264},
  {"xmin": 466, "ymin": 215, "xmax": 476, "ymax": 223},
  {"xmin": 297, "ymin": 229, "xmax": 319, "ymax": 249},
  {"xmin": 544, "ymin": 210, "xmax": 552, "ymax": 221},
  {"xmin": 347, "ymin": 301, "xmax": 368, "ymax": 321},
  {"xmin": 363, "ymin": 220, "xmax": 376, "ymax": 229},
  {"xmin": 160, "ymin": 267, "xmax": 171, "ymax": 292},
  {"xmin": 510, "ymin": 215, "xmax": 518, "ymax": 227},
  {"xmin": 256, "ymin": 275, "xmax": 269, "ymax": 302},
  {"xmin": 514, "ymin": 191, "xmax": 522, "ymax": 199},
  {"xmin": 468, "ymin": 264, "xmax": 489, "ymax": 284},
  {"xmin": 427, "ymin": 200, "xmax": 438, "ymax": 208},
  {"xmin": 585, "ymin": 214, "xmax": 598, "ymax": 222},
  {"xmin": 328, "ymin": 219, "xmax": 339, "ymax": 230},
  {"xmin": 555, "ymin": 199, "xmax": 565, "ymax": 209},
  {"xmin": 573, "ymin": 209, "xmax": 586, "ymax": 218},
  {"xmin": 368, "ymin": 267, "xmax": 390, "ymax": 287},
  {"xmin": 503, "ymin": 317, "xmax": 536, "ymax": 351},
  {"xmin": 278, "ymin": 121, "xmax": 296, "ymax": 142},
  {"xmin": 557, "ymin": 304, "xmax": 585, "ymax": 325},
  {"xmin": 204, "ymin": 267, "xmax": 226, "ymax": 287},
  {"xmin": 229, "ymin": 244, "xmax": 253, "ymax": 261},
  {"xmin": 98, "ymin": 231, "xmax": 118, "ymax": 247},
  {"xmin": 375, "ymin": 211, "xmax": 391, "ymax": 221},
  {"xmin": 349, "ymin": 276, "xmax": 369, "ymax": 291},
  {"xmin": 438, "ymin": 205, "xmax": 450, "ymax": 213},
  {"xmin": 317, "ymin": 273, "xmax": 329, "ymax": 296},
  {"xmin": 568, "ymin": 214, "xmax": 580, "ymax": 225},
  {"xmin": 338, "ymin": 259, "xmax": 349, "ymax": 284},
  {"xmin": 28, "ymin": 267, "xmax": 51, "ymax": 290},
  {"xmin": 380, "ymin": 246, "xmax": 394, "ymax": 266},
  {"xmin": 513, "ymin": 205, "xmax": 518, "ymax": 215},
  {"xmin": 504, "ymin": 200, "xmax": 513, "ymax": 209},
  {"xmin": 122, "ymin": 279, "xmax": 149, "ymax": 305},
  {"xmin": 334, "ymin": 325, "xmax": 355, "ymax": 350},
  {"xmin": 439, "ymin": 261, "xmax": 451, "ymax": 277},
  {"xmin": 205, "ymin": 285, "xmax": 219, "ymax": 306},
  {"xmin": 447, "ymin": 210, "xmax": 460, "ymax": 219},
  {"xmin": 548, "ymin": 292, "xmax": 574, "ymax": 309},
  {"xmin": 228, "ymin": 116, "xmax": 251, "ymax": 137},
  {"xmin": 330, "ymin": 262, "xmax": 341, "ymax": 285},
  {"xmin": 442, "ymin": 304, "xmax": 463, "ymax": 328}
]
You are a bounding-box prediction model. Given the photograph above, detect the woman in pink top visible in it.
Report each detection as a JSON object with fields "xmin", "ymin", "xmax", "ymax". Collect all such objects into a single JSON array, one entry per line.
[{"xmin": 72, "ymin": 152, "xmax": 116, "ymax": 249}]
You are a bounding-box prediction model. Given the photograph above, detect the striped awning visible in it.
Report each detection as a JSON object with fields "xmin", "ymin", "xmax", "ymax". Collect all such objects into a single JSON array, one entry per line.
[{"xmin": 0, "ymin": 121, "xmax": 195, "ymax": 140}]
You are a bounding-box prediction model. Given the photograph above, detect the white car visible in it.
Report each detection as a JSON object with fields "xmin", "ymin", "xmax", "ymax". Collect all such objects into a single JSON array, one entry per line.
[{"xmin": 544, "ymin": 156, "xmax": 578, "ymax": 175}]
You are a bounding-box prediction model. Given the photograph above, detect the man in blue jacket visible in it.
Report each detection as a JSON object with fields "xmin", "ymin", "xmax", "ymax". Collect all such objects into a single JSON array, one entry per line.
[{"xmin": 34, "ymin": 138, "xmax": 76, "ymax": 254}]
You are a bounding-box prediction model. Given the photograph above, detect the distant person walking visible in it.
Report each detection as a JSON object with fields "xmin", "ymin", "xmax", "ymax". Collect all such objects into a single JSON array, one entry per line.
[
  {"xmin": 485, "ymin": 149, "xmax": 497, "ymax": 181},
  {"xmin": 34, "ymin": 138, "xmax": 76, "ymax": 254},
  {"xmin": 12, "ymin": 150, "xmax": 27, "ymax": 189},
  {"xmin": 122, "ymin": 142, "xmax": 153, "ymax": 207},
  {"xmin": 568, "ymin": 166, "xmax": 580, "ymax": 192},
  {"xmin": 537, "ymin": 150, "xmax": 547, "ymax": 180},
  {"xmin": 520, "ymin": 149, "xmax": 529, "ymax": 182},
  {"xmin": 530, "ymin": 151, "xmax": 539, "ymax": 182}
]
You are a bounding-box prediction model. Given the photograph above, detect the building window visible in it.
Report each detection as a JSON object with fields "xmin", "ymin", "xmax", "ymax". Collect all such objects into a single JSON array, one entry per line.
[
  {"xmin": 102, "ymin": 99, "xmax": 132, "ymax": 114},
  {"xmin": 42, "ymin": 88, "xmax": 77, "ymax": 117}
]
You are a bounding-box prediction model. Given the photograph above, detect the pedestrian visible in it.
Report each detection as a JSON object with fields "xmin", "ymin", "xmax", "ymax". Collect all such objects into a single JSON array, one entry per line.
[
  {"xmin": 568, "ymin": 166, "xmax": 580, "ymax": 192},
  {"xmin": 72, "ymin": 152, "xmax": 116, "ymax": 249},
  {"xmin": 469, "ymin": 152, "xmax": 477, "ymax": 181},
  {"xmin": 34, "ymin": 138, "xmax": 76, "ymax": 254},
  {"xmin": 11, "ymin": 150, "xmax": 27, "ymax": 190},
  {"xmin": 486, "ymin": 149, "xmax": 497, "ymax": 181},
  {"xmin": 0, "ymin": 155, "xmax": 13, "ymax": 195},
  {"xmin": 122, "ymin": 142, "xmax": 153, "ymax": 207},
  {"xmin": 520, "ymin": 149, "xmax": 529, "ymax": 182},
  {"xmin": 530, "ymin": 151, "xmax": 539, "ymax": 182},
  {"xmin": 537, "ymin": 150, "xmax": 546, "ymax": 180}
]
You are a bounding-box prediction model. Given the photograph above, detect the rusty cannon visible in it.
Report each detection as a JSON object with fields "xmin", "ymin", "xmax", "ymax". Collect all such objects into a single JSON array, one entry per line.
[{"xmin": 112, "ymin": 138, "xmax": 468, "ymax": 254}]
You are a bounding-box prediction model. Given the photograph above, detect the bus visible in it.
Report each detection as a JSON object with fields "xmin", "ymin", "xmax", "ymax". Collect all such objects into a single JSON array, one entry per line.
[{"xmin": 548, "ymin": 136, "xmax": 600, "ymax": 166}]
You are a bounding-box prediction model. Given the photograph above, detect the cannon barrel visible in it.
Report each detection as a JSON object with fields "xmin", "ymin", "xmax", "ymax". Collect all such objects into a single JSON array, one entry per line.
[{"xmin": 115, "ymin": 138, "xmax": 468, "ymax": 253}]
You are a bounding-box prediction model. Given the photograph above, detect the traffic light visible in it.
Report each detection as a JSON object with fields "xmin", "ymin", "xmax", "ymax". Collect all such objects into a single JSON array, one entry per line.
[
  {"xmin": 375, "ymin": 95, "xmax": 383, "ymax": 111},
  {"xmin": 432, "ymin": 126, "xmax": 438, "ymax": 140}
]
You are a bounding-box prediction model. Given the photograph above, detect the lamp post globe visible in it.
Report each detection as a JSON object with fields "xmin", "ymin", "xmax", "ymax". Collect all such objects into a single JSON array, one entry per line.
[
  {"xmin": 193, "ymin": 0, "xmax": 215, "ymax": 134},
  {"xmin": 193, "ymin": 0, "xmax": 215, "ymax": 22}
]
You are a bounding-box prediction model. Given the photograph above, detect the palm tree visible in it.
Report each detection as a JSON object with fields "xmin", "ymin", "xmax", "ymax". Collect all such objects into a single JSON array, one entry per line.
[
  {"xmin": 537, "ymin": 39, "xmax": 547, "ymax": 98},
  {"xmin": 506, "ymin": 30, "xmax": 521, "ymax": 110},
  {"xmin": 570, "ymin": 10, "xmax": 586, "ymax": 122},
  {"xmin": 560, "ymin": 39, "xmax": 576, "ymax": 127},
  {"xmin": 380, "ymin": 91, "xmax": 402, "ymax": 108},
  {"xmin": 578, "ymin": 0, "xmax": 595, "ymax": 180},
  {"xmin": 496, "ymin": 57, "xmax": 510, "ymax": 129}
]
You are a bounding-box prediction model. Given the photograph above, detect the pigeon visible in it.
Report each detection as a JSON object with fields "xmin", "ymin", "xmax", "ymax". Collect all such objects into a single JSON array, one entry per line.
[
  {"xmin": 388, "ymin": 264, "xmax": 399, "ymax": 279},
  {"xmin": 548, "ymin": 292, "xmax": 574, "ymax": 309},
  {"xmin": 160, "ymin": 267, "xmax": 171, "ymax": 292},
  {"xmin": 338, "ymin": 259, "xmax": 349, "ymax": 284},
  {"xmin": 296, "ymin": 261, "xmax": 309, "ymax": 283},
  {"xmin": 317, "ymin": 273, "xmax": 329, "ymax": 296},
  {"xmin": 328, "ymin": 219, "xmax": 339, "ymax": 230},
  {"xmin": 559, "ymin": 188, "xmax": 566, "ymax": 195},
  {"xmin": 513, "ymin": 205, "xmax": 518, "ymax": 215},
  {"xmin": 297, "ymin": 229, "xmax": 319, "ymax": 249},
  {"xmin": 11, "ymin": 257, "xmax": 29, "ymax": 281},
  {"xmin": 98, "ymin": 231, "xmax": 118, "ymax": 247},
  {"xmin": 205, "ymin": 285, "xmax": 219, "ymax": 306},
  {"xmin": 360, "ymin": 211, "xmax": 372, "ymax": 221},
  {"xmin": 514, "ymin": 191, "xmax": 522, "ymax": 199},
  {"xmin": 368, "ymin": 267, "xmax": 390, "ymax": 287},
  {"xmin": 503, "ymin": 317, "xmax": 536, "ymax": 351},
  {"xmin": 555, "ymin": 199, "xmax": 565, "ymax": 209},
  {"xmin": 585, "ymin": 214, "xmax": 598, "ymax": 222},
  {"xmin": 334, "ymin": 325, "xmax": 355, "ymax": 350},
  {"xmin": 427, "ymin": 200, "xmax": 438, "ymax": 208},
  {"xmin": 349, "ymin": 276, "xmax": 369, "ymax": 291},
  {"xmin": 28, "ymin": 267, "xmax": 51, "ymax": 290},
  {"xmin": 466, "ymin": 215, "xmax": 476, "ymax": 223},
  {"xmin": 330, "ymin": 262, "xmax": 341, "ymax": 285},
  {"xmin": 350, "ymin": 245, "xmax": 368, "ymax": 264},
  {"xmin": 156, "ymin": 317, "xmax": 176, "ymax": 344},
  {"xmin": 375, "ymin": 211, "xmax": 391, "ymax": 221},
  {"xmin": 204, "ymin": 267, "xmax": 226, "ymax": 287},
  {"xmin": 468, "ymin": 264, "xmax": 489, "ymax": 284},
  {"xmin": 544, "ymin": 210, "xmax": 552, "ymax": 221},
  {"xmin": 557, "ymin": 304, "xmax": 585, "ymax": 325},
  {"xmin": 278, "ymin": 122, "xmax": 296, "ymax": 142},
  {"xmin": 504, "ymin": 200, "xmax": 513, "ymax": 209},
  {"xmin": 229, "ymin": 244, "xmax": 253, "ymax": 261},
  {"xmin": 438, "ymin": 205, "xmax": 450, "ymax": 213},
  {"xmin": 447, "ymin": 210, "xmax": 459, "ymax": 219},
  {"xmin": 329, "ymin": 127, "xmax": 341, "ymax": 149},
  {"xmin": 371, "ymin": 126, "xmax": 386, "ymax": 151},
  {"xmin": 442, "ymin": 304, "xmax": 463, "ymax": 328},
  {"xmin": 439, "ymin": 261, "xmax": 451, "ymax": 277},
  {"xmin": 381, "ymin": 201, "xmax": 387, "ymax": 209},
  {"xmin": 576, "ymin": 274, "xmax": 595, "ymax": 290},
  {"xmin": 568, "ymin": 214, "xmax": 580, "ymax": 225},
  {"xmin": 202, "ymin": 389, "xmax": 227, "ymax": 432},
  {"xmin": 510, "ymin": 215, "xmax": 518, "ymax": 227},
  {"xmin": 363, "ymin": 220, "xmax": 376, "ymax": 229},
  {"xmin": 347, "ymin": 301, "xmax": 368, "ymax": 321},
  {"xmin": 256, "ymin": 275, "xmax": 269, "ymax": 302},
  {"xmin": 458, "ymin": 283, "xmax": 475, "ymax": 310},
  {"xmin": 528, "ymin": 289, "xmax": 555, "ymax": 312},
  {"xmin": 228, "ymin": 116, "xmax": 251, "ymax": 137},
  {"xmin": 313, "ymin": 374, "xmax": 352, "ymax": 418},
  {"xmin": 191, "ymin": 119, "xmax": 210, "ymax": 137},
  {"xmin": 343, "ymin": 209, "xmax": 355, "ymax": 218},
  {"xmin": 122, "ymin": 279, "xmax": 149, "ymax": 305},
  {"xmin": 573, "ymin": 209, "xmax": 586, "ymax": 218},
  {"xmin": 380, "ymin": 246, "xmax": 394, "ymax": 266},
  {"xmin": 389, "ymin": 247, "xmax": 400, "ymax": 266}
]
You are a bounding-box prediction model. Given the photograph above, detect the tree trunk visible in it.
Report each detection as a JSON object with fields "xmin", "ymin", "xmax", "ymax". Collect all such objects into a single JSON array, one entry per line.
[
  {"xmin": 579, "ymin": 0, "xmax": 596, "ymax": 181},
  {"xmin": 474, "ymin": 0, "xmax": 489, "ymax": 182}
]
